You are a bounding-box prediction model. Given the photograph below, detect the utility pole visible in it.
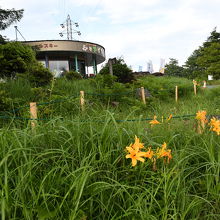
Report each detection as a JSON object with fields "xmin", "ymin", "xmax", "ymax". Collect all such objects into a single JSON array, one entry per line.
[
  {"xmin": 108, "ymin": 58, "xmax": 116, "ymax": 76},
  {"xmin": 14, "ymin": 26, "xmax": 18, "ymax": 41},
  {"xmin": 14, "ymin": 26, "xmax": 26, "ymax": 41},
  {"xmin": 108, "ymin": 59, "xmax": 113, "ymax": 75}
]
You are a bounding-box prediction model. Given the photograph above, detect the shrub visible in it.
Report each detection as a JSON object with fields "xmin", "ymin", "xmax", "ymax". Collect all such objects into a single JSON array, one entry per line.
[
  {"xmin": 0, "ymin": 90, "xmax": 12, "ymax": 112},
  {"xmin": 18, "ymin": 62, "xmax": 53, "ymax": 87},
  {"xmin": 65, "ymin": 71, "xmax": 82, "ymax": 80},
  {"xmin": 99, "ymin": 58, "xmax": 135, "ymax": 83},
  {"xmin": 0, "ymin": 42, "xmax": 36, "ymax": 78},
  {"xmin": 91, "ymin": 74, "xmax": 117, "ymax": 89}
]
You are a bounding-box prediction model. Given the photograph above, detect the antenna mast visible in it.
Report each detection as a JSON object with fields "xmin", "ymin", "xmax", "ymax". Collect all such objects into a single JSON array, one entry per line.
[
  {"xmin": 59, "ymin": 14, "xmax": 81, "ymax": 40},
  {"xmin": 14, "ymin": 26, "xmax": 26, "ymax": 41}
]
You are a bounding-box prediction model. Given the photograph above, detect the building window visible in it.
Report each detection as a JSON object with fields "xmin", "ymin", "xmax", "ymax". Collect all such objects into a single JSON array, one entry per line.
[{"xmin": 49, "ymin": 60, "xmax": 69, "ymax": 77}]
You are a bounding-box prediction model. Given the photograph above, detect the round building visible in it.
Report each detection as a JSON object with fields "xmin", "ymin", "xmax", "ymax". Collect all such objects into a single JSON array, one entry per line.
[{"xmin": 23, "ymin": 40, "xmax": 106, "ymax": 77}]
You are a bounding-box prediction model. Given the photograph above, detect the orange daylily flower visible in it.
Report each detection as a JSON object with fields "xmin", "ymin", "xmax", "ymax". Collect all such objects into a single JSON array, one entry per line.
[
  {"xmin": 195, "ymin": 110, "xmax": 207, "ymax": 123},
  {"xmin": 149, "ymin": 116, "xmax": 160, "ymax": 126},
  {"xmin": 167, "ymin": 114, "xmax": 172, "ymax": 121},
  {"xmin": 156, "ymin": 142, "xmax": 172, "ymax": 163},
  {"xmin": 125, "ymin": 146, "xmax": 146, "ymax": 166},
  {"xmin": 126, "ymin": 135, "xmax": 144, "ymax": 152},
  {"xmin": 132, "ymin": 135, "xmax": 145, "ymax": 150},
  {"xmin": 125, "ymin": 136, "xmax": 146, "ymax": 166},
  {"xmin": 125, "ymin": 136, "xmax": 154, "ymax": 166},
  {"xmin": 209, "ymin": 117, "xmax": 220, "ymax": 135},
  {"xmin": 143, "ymin": 147, "xmax": 154, "ymax": 159}
]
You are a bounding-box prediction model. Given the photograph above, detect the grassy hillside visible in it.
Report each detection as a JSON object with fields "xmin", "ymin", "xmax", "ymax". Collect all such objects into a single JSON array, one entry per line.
[{"xmin": 0, "ymin": 76, "xmax": 220, "ymax": 219}]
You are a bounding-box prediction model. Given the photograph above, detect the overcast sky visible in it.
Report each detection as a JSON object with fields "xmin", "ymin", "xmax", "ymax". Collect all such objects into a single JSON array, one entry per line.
[{"xmin": 1, "ymin": 0, "xmax": 219, "ymax": 71}]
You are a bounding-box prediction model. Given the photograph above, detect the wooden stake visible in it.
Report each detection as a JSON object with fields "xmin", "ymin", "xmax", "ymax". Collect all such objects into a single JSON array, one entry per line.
[
  {"xmin": 197, "ymin": 120, "xmax": 205, "ymax": 134},
  {"xmin": 30, "ymin": 102, "xmax": 37, "ymax": 128},
  {"xmin": 140, "ymin": 87, "xmax": 146, "ymax": 104},
  {"xmin": 203, "ymin": 80, "xmax": 207, "ymax": 88},
  {"xmin": 194, "ymin": 84, "xmax": 197, "ymax": 95},
  {"xmin": 175, "ymin": 86, "xmax": 178, "ymax": 102},
  {"xmin": 80, "ymin": 91, "xmax": 85, "ymax": 111}
]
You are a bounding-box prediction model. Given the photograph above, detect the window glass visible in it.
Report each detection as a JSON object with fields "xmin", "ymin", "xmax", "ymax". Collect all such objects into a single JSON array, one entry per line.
[{"xmin": 49, "ymin": 60, "xmax": 69, "ymax": 77}]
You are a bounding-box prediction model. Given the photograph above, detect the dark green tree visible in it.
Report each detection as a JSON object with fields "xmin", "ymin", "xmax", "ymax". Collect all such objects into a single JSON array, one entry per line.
[
  {"xmin": 165, "ymin": 58, "xmax": 185, "ymax": 77},
  {"xmin": 197, "ymin": 42, "xmax": 220, "ymax": 79},
  {"xmin": 184, "ymin": 48, "xmax": 204, "ymax": 79},
  {"xmin": 0, "ymin": 42, "xmax": 53, "ymax": 86},
  {"xmin": 0, "ymin": 7, "xmax": 24, "ymax": 43},
  {"xmin": 99, "ymin": 58, "xmax": 134, "ymax": 83},
  {"xmin": 0, "ymin": 42, "xmax": 36, "ymax": 78},
  {"xmin": 185, "ymin": 28, "xmax": 220, "ymax": 79}
]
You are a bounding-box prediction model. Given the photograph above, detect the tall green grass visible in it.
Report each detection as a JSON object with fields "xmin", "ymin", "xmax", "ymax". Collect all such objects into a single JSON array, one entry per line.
[
  {"xmin": 0, "ymin": 77, "xmax": 220, "ymax": 219},
  {"xmin": 0, "ymin": 109, "xmax": 220, "ymax": 219}
]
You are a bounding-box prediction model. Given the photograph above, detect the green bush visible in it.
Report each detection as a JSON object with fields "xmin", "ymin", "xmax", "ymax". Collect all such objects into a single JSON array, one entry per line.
[
  {"xmin": 0, "ymin": 42, "xmax": 36, "ymax": 78},
  {"xmin": 65, "ymin": 71, "xmax": 82, "ymax": 80},
  {"xmin": 99, "ymin": 58, "xmax": 135, "ymax": 83},
  {"xmin": 91, "ymin": 74, "xmax": 117, "ymax": 89},
  {"xmin": 0, "ymin": 90, "xmax": 12, "ymax": 112},
  {"xmin": 0, "ymin": 42, "xmax": 53, "ymax": 87},
  {"xmin": 18, "ymin": 62, "xmax": 53, "ymax": 87}
]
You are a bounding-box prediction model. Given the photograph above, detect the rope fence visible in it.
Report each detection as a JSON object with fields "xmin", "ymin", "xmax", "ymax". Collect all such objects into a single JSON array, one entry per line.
[
  {"xmin": 0, "ymin": 113, "xmax": 197, "ymax": 123},
  {"xmin": 0, "ymin": 82, "xmax": 211, "ymax": 127}
]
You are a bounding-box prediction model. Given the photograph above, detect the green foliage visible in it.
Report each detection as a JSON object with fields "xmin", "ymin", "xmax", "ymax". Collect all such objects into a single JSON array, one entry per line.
[
  {"xmin": 3, "ymin": 78, "xmax": 33, "ymax": 101},
  {"xmin": 65, "ymin": 70, "xmax": 82, "ymax": 80},
  {"xmin": 0, "ymin": 7, "xmax": 24, "ymax": 44},
  {"xmin": 99, "ymin": 58, "xmax": 135, "ymax": 83},
  {"xmin": 0, "ymin": 8, "xmax": 24, "ymax": 30},
  {"xmin": 0, "ymin": 76, "xmax": 220, "ymax": 219},
  {"xmin": 185, "ymin": 28, "xmax": 220, "ymax": 80},
  {"xmin": 0, "ymin": 42, "xmax": 53, "ymax": 86},
  {"xmin": 0, "ymin": 89, "xmax": 12, "ymax": 111},
  {"xmin": 0, "ymin": 42, "xmax": 36, "ymax": 78},
  {"xmin": 0, "ymin": 105, "xmax": 220, "ymax": 219},
  {"xmin": 165, "ymin": 58, "xmax": 185, "ymax": 77},
  {"xmin": 197, "ymin": 42, "xmax": 220, "ymax": 79},
  {"xmin": 135, "ymin": 75, "xmax": 194, "ymax": 100},
  {"xmin": 91, "ymin": 74, "xmax": 117, "ymax": 88},
  {"xmin": 25, "ymin": 62, "xmax": 53, "ymax": 87}
]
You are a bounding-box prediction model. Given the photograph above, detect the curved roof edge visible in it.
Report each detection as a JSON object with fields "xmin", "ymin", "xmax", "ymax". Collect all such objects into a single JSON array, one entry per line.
[{"xmin": 21, "ymin": 39, "xmax": 105, "ymax": 50}]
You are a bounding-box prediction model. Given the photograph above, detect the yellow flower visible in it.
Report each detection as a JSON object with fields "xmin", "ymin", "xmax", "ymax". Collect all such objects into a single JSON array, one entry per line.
[
  {"xmin": 126, "ymin": 135, "xmax": 144, "ymax": 152},
  {"xmin": 209, "ymin": 117, "xmax": 220, "ymax": 135},
  {"xmin": 125, "ymin": 136, "xmax": 154, "ymax": 166},
  {"xmin": 149, "ymin": 116, "xmax": 160, "ymax": 126},
  {"xmin": 167, "ymin": 114, "xmax": 172, "ymax": 121},
  {"xmin": 195, "ymin": 110, "xmax": 207, "ymax": 123},
  {"xmin": 156, "ymin": 142, "xmax": 172, "ymax": 163},
  {"xmin": 143, "ymin": 147, "xmax": 154, "ymax": 159},
  {"xmin": 125, "ymin": 147, "xmax": 146, "ymax": 166}
]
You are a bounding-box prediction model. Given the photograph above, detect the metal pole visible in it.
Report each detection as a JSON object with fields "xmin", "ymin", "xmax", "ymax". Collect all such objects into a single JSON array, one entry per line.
[
  {"xmin": 93, "ymin": 56, "xmax": 97, "ymax": 74},
  {"xmin": 45, "ymin": 54, "xmax": 49, "ymax": 68},
  {"xmin": 75, "ymin": 54, "xmax": 78, "ymax": 72},
  {"xmin": 14, "ymin": 26, "xmax": 18, "ymax": 41}
]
